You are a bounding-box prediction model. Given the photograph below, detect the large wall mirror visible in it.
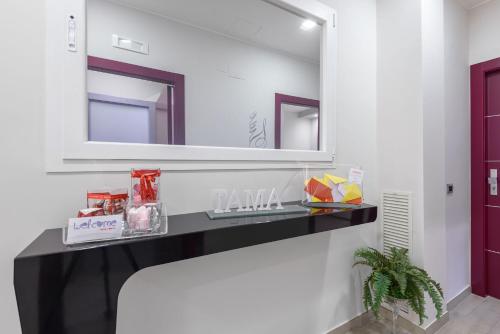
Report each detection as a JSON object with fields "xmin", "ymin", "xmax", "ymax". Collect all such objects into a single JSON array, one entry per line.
[
  {"xmin": 87, "ymin": 0, "xmax": 320, "ymax": 150},
  {"xmin": 45, "ymin": 0, "xmax": 336, "ymax": 170}
]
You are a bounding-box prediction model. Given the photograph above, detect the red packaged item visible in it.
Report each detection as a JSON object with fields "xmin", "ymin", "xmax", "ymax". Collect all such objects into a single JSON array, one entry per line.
[
  {"xmin": 87, "ymin": 189, "xmax": 129, "ymax": 215},
  {"xmin": 131, "ymin": 169, "xmax": 161, "ymax": 203},
  {"xmin": 77, "ymin": 207, "xmax": 105, "ymax": 218}
]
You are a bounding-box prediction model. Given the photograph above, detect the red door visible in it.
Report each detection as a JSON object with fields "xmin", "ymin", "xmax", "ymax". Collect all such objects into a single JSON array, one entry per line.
[{"xmin": 472, "ymin": 57, "xmax": 500, "ymax": 298}]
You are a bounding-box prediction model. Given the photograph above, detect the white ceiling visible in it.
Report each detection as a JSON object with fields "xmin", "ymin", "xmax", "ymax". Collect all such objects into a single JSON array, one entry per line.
[
  {"xmin": 455, "ymin": 0, "xmax": 491, "ymax": 9},
  {"xmin": 108, "ymin": 0, "xmax": 321, "ymax": 63}
]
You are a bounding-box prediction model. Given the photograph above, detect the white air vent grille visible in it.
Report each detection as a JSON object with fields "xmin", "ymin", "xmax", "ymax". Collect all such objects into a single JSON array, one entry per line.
[
  {"xmin": 382, "ymin": 191, "xmax": 412, "ymax": 255},
  {"xmin": 382, "ymin": 191, "xmax": 412, "ymax": 315}
]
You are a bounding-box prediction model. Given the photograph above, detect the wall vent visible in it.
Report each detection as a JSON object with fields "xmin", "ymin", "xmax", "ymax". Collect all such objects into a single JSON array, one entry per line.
[
  {"xmin": 382, "ymin": 191, "xmax": 412, "ymax": 254},
  {"xmin": 381, "ymin": 191, "xmax": 412, "ymax": 314}
]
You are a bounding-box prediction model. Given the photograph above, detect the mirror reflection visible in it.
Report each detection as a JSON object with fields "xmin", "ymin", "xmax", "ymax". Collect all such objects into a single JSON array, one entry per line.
[
  {"xmin": 87, "ymin": 0, "xmax": 321, "ymax": 150},
  {"xmin": 280, "ymin": 103, "xmax": 319, "ymax": 151}
]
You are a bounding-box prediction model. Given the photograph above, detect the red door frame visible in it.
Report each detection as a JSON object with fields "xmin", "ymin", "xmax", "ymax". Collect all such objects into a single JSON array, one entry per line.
[
  {"xmin": 87, "ymin": 55, "xmax": 186, "ymax": 145},
  {"xmin": 471, "ymin": 57, "xmax": 500, "ymax": 296}
]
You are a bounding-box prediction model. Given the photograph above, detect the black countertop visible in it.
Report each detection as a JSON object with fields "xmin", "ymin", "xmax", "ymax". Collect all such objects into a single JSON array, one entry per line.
[
  {"xmin": 17, "ymin": 203, "xmax": 377, "ymax": 259},
  {"xmin": 14, "ymin": 203, "xmax": 377, "ymax": 334}
]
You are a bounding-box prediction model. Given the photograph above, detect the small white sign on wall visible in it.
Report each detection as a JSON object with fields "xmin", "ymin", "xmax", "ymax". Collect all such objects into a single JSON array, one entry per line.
[
  {"xmin": 348, "ymin": 168, "xmax": 364, "ymax": 185},
  {"xmin": 66, "ymin": 214, "xmax": 123, "ymax": 244}
]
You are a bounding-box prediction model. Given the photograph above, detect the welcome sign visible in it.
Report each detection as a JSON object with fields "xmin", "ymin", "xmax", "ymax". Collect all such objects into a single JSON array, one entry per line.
[{"xmin": 66, "ymin": 214, "xmax": 123, "ymax": 244}]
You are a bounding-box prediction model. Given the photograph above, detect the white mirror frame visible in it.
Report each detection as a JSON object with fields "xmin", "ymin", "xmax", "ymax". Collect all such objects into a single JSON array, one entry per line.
[{"xmin": 45, "ymin": 0, "xmax": 337, "ymax": 172}]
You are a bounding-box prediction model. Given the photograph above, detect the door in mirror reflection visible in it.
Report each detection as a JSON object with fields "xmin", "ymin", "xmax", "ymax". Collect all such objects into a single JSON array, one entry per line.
[
  {"xmin": 281, "ymin": 104, "xmax": 319, "ymax": 151},
  {"xmin": 86, "ymin": 0, "xmax": 321, "ymax": 150},
  {"xmin": 275, "ymin": 93, "xmax": 320, "ymax": 151},
  {"xmin": 87, "ymin": 56, "xmax": 185, "ymax": 144}
]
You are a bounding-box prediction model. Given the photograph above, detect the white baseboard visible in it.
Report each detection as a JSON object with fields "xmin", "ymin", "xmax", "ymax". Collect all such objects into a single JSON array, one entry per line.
[
  {"xmin": 325, "ymin": 312, "xmax": 371, "ymax": 334},
  {"xmin": 423, "ymin": 311, "xmax": 450, "ymax": 334},
  {"xmin": 446, "ymin": 286, "xmax": 471, "ymax": 311}
]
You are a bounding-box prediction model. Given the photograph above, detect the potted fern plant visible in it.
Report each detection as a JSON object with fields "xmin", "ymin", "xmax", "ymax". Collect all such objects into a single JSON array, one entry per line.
[{"xmin": 353, "ymin": 247, "xmax": 444, "ymax": 333}]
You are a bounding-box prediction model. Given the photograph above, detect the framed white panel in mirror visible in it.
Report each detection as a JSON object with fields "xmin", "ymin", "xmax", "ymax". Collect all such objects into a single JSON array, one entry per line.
[{"xmin": 46, "ymin": 0, "xmax": 337, "ymax": 171}]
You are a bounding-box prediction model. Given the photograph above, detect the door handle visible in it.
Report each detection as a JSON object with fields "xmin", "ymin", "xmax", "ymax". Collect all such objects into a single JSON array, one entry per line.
[{"xmin": 489, "ymin": 169, "xmax": 498, "ymax": 196}]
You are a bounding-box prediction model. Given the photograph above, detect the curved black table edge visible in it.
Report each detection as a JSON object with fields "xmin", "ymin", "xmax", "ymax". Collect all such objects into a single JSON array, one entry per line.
[{"xmin": 14, "ymin": 204, "xmax": 377, "ymax": 334}]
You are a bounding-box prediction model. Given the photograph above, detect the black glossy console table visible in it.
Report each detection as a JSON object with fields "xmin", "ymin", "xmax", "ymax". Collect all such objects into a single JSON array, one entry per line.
[{"xmin": 14, "ymin": 204, "xmax": 377, "ymax": 334}]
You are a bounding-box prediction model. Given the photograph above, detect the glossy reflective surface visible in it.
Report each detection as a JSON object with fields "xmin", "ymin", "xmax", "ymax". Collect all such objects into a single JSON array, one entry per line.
[
  {"xmin": 14, "ymin": 204, "xmax": 377, "ymax": 334},
  {"xmin": 86, "ymin": 0, "xmax": 321, "ymax": 150}
]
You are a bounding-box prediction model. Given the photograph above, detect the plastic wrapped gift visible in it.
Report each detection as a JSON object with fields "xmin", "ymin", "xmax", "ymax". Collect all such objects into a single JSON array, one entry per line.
[
  {"xmin": 303, "ymin": 168, "xmax": 364, "ymax": 206},
  {"xmin": 87, "ymin": 189, "xmax": 129, "ymax": 215},
  {"xmin": 125, "ymin": 202, "xmax": 164, "ymax": 234},
  {"xmin": 77, "ymin": 207, "xmax": 105, "ymax": 218},
  {"xmin": 131, "ymin": 169, "xmax": 161, "ymax": 204}
]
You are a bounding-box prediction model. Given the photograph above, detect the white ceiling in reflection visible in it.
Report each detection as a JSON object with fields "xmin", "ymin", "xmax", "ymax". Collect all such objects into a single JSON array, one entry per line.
[
  {"xmin": 106, "ymin": 0, "xmax": 321, "ymax": 62},
  {"xmin": 282, "ymin": 104, "xmax": 317, "ymax": 113}
]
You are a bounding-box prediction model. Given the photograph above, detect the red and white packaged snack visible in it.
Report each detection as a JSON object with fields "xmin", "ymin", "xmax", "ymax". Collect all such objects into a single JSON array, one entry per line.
[
  {"xmin": 77, "ymin": 207, "xmax": 105, "ymax": 218},
  {"xmin": 131, "ymin": 169, "xmax": 161, "ymax": 204},
  {"xmin": 87, "ymin": 189, "xmax": 129, "ymax": 215}
]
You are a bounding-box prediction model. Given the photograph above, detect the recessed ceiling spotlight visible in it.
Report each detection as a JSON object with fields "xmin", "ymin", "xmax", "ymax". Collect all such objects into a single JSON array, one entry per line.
[{"xmin": 300, "ymin": 19, "xmax": 317, "ymax": 31}]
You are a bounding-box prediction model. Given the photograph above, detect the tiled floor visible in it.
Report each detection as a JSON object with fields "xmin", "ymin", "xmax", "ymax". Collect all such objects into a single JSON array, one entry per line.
[
  {"xmin": 346, "ymin": 316, "xmax": 414, "ymax": 334},
  {"xmin": 346, "ymin": 318, "xmax": 412, "ymax": 334},
  {"xmin": 346, "ymin": 294, "xmax": 500, "ymax": 334},
  {"xmin": 438, "ymin": 295, "xmax": 500, "ymax": 334}
]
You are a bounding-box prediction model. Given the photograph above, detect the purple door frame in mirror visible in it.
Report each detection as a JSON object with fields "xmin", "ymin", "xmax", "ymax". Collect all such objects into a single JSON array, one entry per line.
[
  {"xmin": 274, "ymin": 93, "xmax": 320, "ymax": 150},
  {"xmin": 87, "ymin": 56, "xmax": 186, "ymax": 145}
]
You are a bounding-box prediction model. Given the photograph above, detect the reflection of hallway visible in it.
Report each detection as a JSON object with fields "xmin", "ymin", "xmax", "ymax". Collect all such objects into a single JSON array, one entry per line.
[{"xmin": 346, "ymin": 295, "xmax": 500, "ymax": 334}]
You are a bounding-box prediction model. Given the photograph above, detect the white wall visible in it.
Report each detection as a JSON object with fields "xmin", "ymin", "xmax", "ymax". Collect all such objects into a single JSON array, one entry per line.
[
  {"xmin": 0, "ymin": 0, "xmax": 378, "ymax": 333},
  {"xmin": 421, "ymin": 0, "xmax": 448, "ymax": 317},
  {"xmin": 444, "ymin": 0, "xmax": 471, "ymax": 302},
  {"xmin": 377, "ymin": 0, "xmax": 425, "ymax": 268},
  {"xmin": 469, "ymin": 0, "xmax": 500, "ymax": 65},
  {"xmin": 376, "ymin": 1, "xmax": 450, "ymax": 324},
  {"xmin": 0, "ymin": 0, "xmax": 475, "ymax": 331},
  {"xmin": 88, "ymin": 0, "xmax": 320, "ymax": 149},
  {"xmin": 378, "ymin": 0, "xmax": 470, "ymax": 326}
]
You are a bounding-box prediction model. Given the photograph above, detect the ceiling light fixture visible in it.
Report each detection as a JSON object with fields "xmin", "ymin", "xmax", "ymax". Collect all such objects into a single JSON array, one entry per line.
[{"xmin": 300, "ymin": 19, "xmax": 317, "ymax": 31}]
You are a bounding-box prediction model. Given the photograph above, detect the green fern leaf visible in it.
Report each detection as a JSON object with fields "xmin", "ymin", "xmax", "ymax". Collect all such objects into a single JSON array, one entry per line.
[
  {"xmin": 372, "ymin": 272, "xmax": 391, "ymax": 314},
  {"xmin": 363, "ymin": 277, "xmax": 373, "ymax": 311},
  {"xmin": 352, "ymin": 260, "xmax": 372, "ymax": 268},
  {"xmin": 388, "ymin": 270, "xmax": 407, "ymax": 295}
]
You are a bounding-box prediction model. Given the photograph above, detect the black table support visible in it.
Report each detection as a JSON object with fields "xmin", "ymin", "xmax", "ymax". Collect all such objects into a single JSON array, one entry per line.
[{"xmin": 14, "ymin": 205, "xmax": 377, "ymax": 334}]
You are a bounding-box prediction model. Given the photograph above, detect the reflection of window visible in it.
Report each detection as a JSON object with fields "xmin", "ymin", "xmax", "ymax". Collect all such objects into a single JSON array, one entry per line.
[{"xmin": 87, "ymin": 56, "xmax": 185, "ymax": 145}]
